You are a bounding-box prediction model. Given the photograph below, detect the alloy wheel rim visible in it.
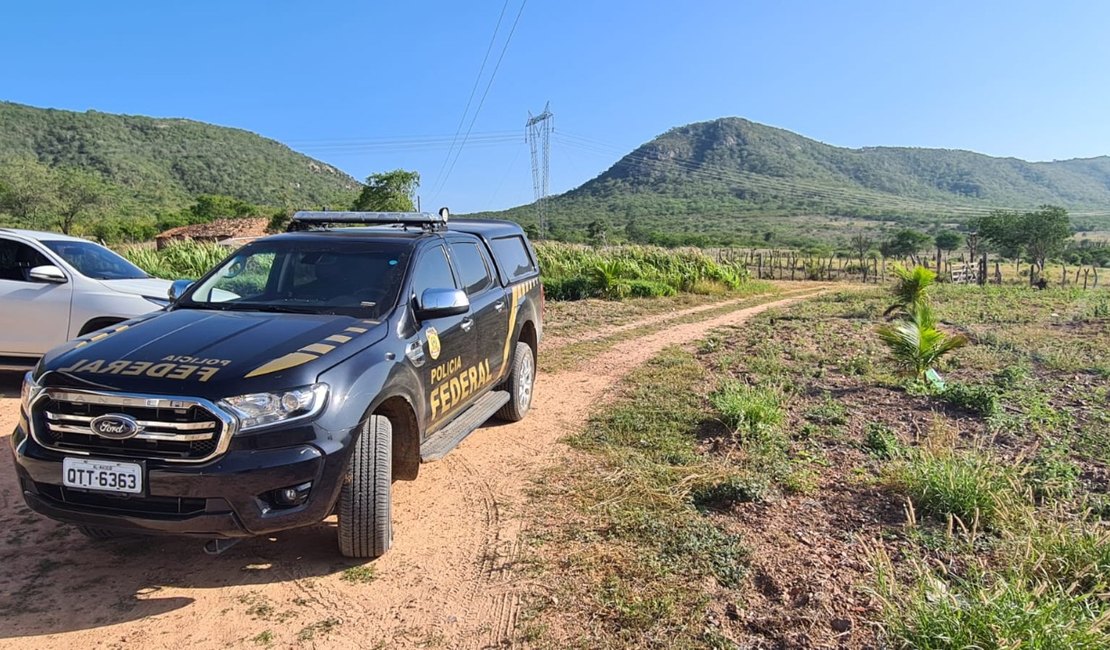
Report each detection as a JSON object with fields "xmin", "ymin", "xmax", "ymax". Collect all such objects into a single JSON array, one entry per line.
[{"xmin": 519, "ymin": 351, "xmax": 534, "ymax": 410}]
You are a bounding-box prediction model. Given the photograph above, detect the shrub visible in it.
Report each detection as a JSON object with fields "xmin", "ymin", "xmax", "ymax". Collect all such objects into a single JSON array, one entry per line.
[
  {"xmin": 626, "ymin": 279, "xmax": 677, "ymax": 298},
  {"xmin": 877, "ymin": 302, "xmax": 968, "ymax": 380},
  {"xmin": 940, "ymin": 382, "xmax": 1000, "ymax": 417},
  {"xmin": 864, "ymin": 422, "xmax": 900, "ymax": 459},
  {"xmin": 120, "ymin": 241, "xmax": 230, "ymax": 279},
  {"xmin": 888, "ymin": 448, "xmax": 1024, "ymax": 531},
  {"xmin": 884, "ymin": 264, "xmax": 936, "ymax": 318},
  {"xmin": 709, "ymin": 380, "xmax": 784, "ymax": 437}
]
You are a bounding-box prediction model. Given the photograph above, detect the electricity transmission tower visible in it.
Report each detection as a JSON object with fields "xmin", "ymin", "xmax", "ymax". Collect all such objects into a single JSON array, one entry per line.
[{"xmin": 526, "ymin": 103, "xmax": 553, "ymax": 238}]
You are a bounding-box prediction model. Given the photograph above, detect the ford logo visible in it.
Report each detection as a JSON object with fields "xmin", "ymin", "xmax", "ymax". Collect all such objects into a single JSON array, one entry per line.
[{"xmin": 89, "ymin": 414, "xmax": 142, "ymax": 440}]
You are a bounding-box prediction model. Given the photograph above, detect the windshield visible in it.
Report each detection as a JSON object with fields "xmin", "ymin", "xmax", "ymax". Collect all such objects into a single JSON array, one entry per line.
[
  {"xmin": 42, "ymin": 240, "xmax": 149, "ymax": 280},
  {"xmin": 180, "ymin": 240, "xmax": 411, "ymax": 318}
]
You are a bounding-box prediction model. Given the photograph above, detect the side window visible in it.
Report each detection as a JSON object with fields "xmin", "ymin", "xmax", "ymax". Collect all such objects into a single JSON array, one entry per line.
[
  {"xmin": 449, "ymin": 242, "xmax": 493, "ymax": 295},
  {"xmin": 410, "ymin": 245, "xmax": 457, "ymax": 302},
  {"xmin": 490, "ymin": 235, "xmax": 536, "ymax": 281},
  {"xmin": 0, "ymin": 239, "xmax": 51, "ymax": 282}
]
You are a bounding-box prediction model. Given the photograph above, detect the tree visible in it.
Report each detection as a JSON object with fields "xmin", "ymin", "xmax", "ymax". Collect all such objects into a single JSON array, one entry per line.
[
  {"xmin": 979, "ymin": 205, "xmax": 1071, "ymax": 285},
  {"xmin": 352, "ymin": 170, "xmax": 420, "ymax": 212},
  {"xmin": 934, "ymin": 230, "xmax": 964, "ymax": 272},
  {"xmin": 0, "ymin": 157, "xmax": 59, "ymax": 228},
  {"xmin": 935, "ymin": 231, "xmax": 963, "ymax": 255},
  {"xmin": 586, "ymin": 218, "xmax": 609, "ymax": 246},
  {"xmin": 881, "ymin": 229, "xmax": 932, "ymax": 265},
  {"xmin": 851, "ymin": 231, "xmax": 875, "ymax": 281},
  {"xmin": 190, "ymin": 194, "xmax": 259, "ymax": 222},
  {"xmin": 56, "ymin": 167, "xmax": 112, "ymax": 234}
]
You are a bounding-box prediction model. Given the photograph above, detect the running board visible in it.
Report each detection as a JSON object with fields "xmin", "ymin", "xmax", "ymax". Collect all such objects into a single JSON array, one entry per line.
[{"xmin": 420, "ymin": 390, "xmax": 510, "ymax": 462}]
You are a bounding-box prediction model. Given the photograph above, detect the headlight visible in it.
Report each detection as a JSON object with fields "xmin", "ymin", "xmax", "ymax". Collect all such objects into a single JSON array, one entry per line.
[
  {"xmin": 20, "ymin": 372, "xmax": 42, "ymax": 412},
  {"xmin": 219, "ymin": 383, "xmax": 328, "ymax": 432}
]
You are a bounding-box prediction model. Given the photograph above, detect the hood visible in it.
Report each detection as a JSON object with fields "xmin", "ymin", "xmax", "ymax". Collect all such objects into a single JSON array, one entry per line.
[
  {"xmin": 100, "ymin": 277, "xmax": 175, "ymax": 299},
  {"xmin": 40, "ymin": 308, "xmax": 388, "ymax": 399}
]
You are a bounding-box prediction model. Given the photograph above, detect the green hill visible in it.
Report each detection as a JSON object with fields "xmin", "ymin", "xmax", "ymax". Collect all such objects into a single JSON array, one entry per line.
[
  {"xmin": 473, "ymin": 118, "xmax": 1110, "ymax": 246},
  {"xmin": 0, "ymin": 101, "xmax": 359, "ymax": 228}
]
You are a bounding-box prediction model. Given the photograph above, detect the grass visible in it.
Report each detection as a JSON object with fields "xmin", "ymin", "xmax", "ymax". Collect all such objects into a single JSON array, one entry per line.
[
  {"xmin": 527, "ymin": 347, "xmax": 753, "ymax": 646},
  {"xmin": 508, "ymin": 280, "xmax": 1108, "ymax": 646},
  {"xmin": 540, "ymin": 285, "xmax": 790, "ymax": 372},
  {"xmin": 709, "ymin": 380, "xmax": 784, "ymax": 436},
  {"xmin": 886, "ymin": 446, "xmax": 1026, "ymax": 532},
  {"xmin": 251, "ymin": 630, "xmax": 274, "ymax": 646},
  {"xmin": 536, "ymin": 242, "xmax": 750, "ymax": 300},
  {"xmin": 340, "ymin": 564, "xmax": 376, "ymax": 584},
  {"xmin": 872, "ymin": 549, "xmax": 1110, "ymax": 650},
  {"xmin": 296, "ymin": 618, "xmax": 341, "ymax": 642}
]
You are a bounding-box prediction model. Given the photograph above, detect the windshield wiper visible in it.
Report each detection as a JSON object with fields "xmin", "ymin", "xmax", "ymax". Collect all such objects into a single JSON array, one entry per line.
[{"xmin": 240, "ymin": 304, "xmax": 322, "ymax": 314}]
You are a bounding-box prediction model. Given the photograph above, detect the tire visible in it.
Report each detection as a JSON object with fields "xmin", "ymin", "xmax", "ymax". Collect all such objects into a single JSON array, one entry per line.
[
  {"xmin": 495, "ymin": 343, "xmax": 536, "ymax": 422},
  {"xmin": 337, "ymin": 414, "xmax": 392, "ymax": 558},
  {"xmin": 77, "ymin": 525, "xmax": 122, "ymax": 539}
]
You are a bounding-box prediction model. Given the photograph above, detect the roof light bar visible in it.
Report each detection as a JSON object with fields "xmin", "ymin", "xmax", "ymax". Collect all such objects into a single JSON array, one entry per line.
[{"xmin": 288, "ymin": 209, "xmax": 450, "ymax": 232}]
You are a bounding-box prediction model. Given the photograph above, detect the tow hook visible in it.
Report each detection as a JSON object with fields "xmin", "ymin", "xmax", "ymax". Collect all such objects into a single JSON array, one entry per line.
[{"xmin": 203, "ymin": 538, "xmax": 241, "ymax": 555}]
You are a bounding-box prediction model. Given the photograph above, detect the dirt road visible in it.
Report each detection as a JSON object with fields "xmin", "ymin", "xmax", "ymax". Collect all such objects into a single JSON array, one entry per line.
[{"xmin": 0, "ymin": 288, "xmax": 828, "ymax": 649}]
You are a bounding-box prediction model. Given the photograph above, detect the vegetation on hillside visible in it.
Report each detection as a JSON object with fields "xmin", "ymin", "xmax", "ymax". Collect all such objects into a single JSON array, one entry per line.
[
  {"xmin": 472, "ymin": 118, "xmax": 1110, "ymax": 247},
  {"xmin": 0, "ymin": 101, "xmax": 359, "ymax": 239}
]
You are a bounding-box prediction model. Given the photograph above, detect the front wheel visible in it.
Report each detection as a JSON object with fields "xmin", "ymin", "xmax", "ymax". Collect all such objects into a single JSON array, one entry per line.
[
  {"xmin": 337, "ymin": 414, "xmax": 392, "ymax": 558},
  {"xmin": 496, "ymin": 344, "xmax": 535, "ymax": 422}
]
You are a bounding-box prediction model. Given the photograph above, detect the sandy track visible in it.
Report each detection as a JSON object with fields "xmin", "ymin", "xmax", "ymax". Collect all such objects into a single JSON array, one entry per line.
[{"xmin": 0, "ymin": 288, "xmax": 827, "ymax": 649}]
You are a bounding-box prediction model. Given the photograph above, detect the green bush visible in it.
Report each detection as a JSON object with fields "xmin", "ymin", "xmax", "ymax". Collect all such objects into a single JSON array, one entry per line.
[
  {"xmin": 626, "ymin": 279, "xmax": 677, "ymax": 298},
  {"xmin": 888, "ymin": 448, "xmax": 1024, "ymax": 531},
  {"xmin": 120, "ymin": 241, "xmax": 230, "ymax": 279},
  {"xmin": 864, "ymin": 422, "xmax": 901, "ymax": 459},
  {"xmin": 940, "ymin": 382, "xmax": 1000, "ymax": 417},
  {"xmin": 536, "ymin": 242, "xmax": 750, "ymax": 301},
  {"xmin": 710, "ymin": 380, "xmax": 784, "ymax": 437}
]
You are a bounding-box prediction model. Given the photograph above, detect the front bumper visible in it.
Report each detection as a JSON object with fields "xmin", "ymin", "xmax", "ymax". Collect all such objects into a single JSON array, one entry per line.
[{"xmin": 11, "ymin": 419, "xmax": 351, "ymax": 538}]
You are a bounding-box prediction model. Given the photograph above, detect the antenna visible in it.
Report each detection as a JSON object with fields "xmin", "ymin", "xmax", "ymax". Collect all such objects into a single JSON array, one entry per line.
[{"xmin": 526, "ymin": 102, "xmax": 553, "ymax": 238}]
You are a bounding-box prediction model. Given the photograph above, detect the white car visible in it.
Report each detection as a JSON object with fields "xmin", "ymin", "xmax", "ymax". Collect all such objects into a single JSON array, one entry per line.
[{"xmin": 0, "ymin": 229, "xmax": 173, "ymax": 370}]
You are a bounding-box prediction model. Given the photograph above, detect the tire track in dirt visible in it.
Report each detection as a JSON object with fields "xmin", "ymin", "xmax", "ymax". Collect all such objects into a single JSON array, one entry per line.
[
  {"xmin": 543, "ymin": 284, "xmax": 828, "ymax": 350},
  {"xmin": 0, "ymin": 288, "xmax": 831, "ymax": 649}
]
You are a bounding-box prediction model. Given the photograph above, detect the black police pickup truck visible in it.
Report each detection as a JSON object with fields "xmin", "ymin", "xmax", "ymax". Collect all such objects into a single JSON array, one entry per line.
[{"xmin": 12, "ymin": 210, "xmax": 543, "ymax": 558}]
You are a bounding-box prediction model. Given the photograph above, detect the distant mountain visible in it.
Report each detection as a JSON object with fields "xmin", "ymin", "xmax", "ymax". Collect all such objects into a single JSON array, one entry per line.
[
  {"xmin": 0, "ymin": 101, "xmax": 359, "ymax": 214},
  {"xmin": 473, "ymin": 118, "xmax": 1110, "ymax": 246}
]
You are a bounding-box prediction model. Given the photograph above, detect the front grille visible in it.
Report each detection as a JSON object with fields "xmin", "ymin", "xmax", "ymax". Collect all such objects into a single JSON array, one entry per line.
[
  {"xmin": 37, "ymin": 484, "xmax": 208, "ymax": 517},
  {"xmin": 31, "ymin": 389, "xmax": 232, "ymax": 463}
]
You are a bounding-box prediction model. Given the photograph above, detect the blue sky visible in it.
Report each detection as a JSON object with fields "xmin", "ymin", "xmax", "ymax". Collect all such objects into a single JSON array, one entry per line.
[{"xmin": 4, "ymin": 1, "xmax": 1110, "ymax": 213}]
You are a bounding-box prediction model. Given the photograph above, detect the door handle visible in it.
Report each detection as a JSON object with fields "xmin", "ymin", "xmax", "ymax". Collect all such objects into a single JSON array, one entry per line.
[
  {"xmin": 494, "ymin": 301, "xmax": 505, "ymax": 313},
  {"xmin": 460, "ymin": 317, "xmax": 474, "ymax": 332}
]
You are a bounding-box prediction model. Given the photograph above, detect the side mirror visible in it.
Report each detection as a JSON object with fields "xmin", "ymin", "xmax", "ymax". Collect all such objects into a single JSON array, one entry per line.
[
  {"xmin": 28, "ymin": 265, "xmax": 67, "ymax": 284},
  {"xmin": 168, "ymin": 279, "xmax": 193, "ymax": 303},
  {"xmin": 414, "ymin": 288, "xmax": 469, "ymax": 320}
]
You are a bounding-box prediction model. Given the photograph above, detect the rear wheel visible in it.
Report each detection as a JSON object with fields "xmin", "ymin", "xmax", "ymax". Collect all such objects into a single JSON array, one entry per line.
[
  {"xmin": 496, "ymin": 344, "xmax": 535, "ymax": 422},
  {"xmin": 337, "ymin": 414, "xmax": 392, "ymax": 558}
]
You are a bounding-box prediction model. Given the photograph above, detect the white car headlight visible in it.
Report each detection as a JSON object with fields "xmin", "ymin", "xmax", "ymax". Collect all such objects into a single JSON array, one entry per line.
[
  {"xmin": 21, "ymin": 372, "xmax": 42, "ymax": 413},
  {"xmin": 219, "ymin": 383, "xmax": 328, "ymax": 432}
]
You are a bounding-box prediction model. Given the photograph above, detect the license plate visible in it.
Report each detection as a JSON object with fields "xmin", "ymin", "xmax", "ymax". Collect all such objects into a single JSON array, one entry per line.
[{"xmin": 62, "ymin": 457, "xmax": 143, "ymax": 494}]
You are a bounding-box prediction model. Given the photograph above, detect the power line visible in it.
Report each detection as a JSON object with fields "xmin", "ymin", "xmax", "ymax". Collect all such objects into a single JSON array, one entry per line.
[
  {"xmin": 427, "ymin": 0, "xmax": 513, "ymax": 198},
  {"xmin": 431, "ymin": 0, "xmax": 529, "ymax": 201}
]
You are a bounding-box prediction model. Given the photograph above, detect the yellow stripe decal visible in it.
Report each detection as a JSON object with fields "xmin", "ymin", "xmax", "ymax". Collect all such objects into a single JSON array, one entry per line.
[
  {"xmin": 244, "ymin": 352, "xmax": 319, "ymax": 378},
  {"xmin": 498, "ymin": 278, "xmax": 537, "ymax": 380},
  {"xmin": 301, "ymin": 343, "xmax": 336, "ymax": 355},
  {"xmin": 325, "ymin": 334, "xmax": 353, "ymax": 343},
  {"xmin": 344, "ymin": 327, "xmax": 368, "ymax": 334}
]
